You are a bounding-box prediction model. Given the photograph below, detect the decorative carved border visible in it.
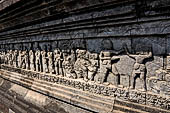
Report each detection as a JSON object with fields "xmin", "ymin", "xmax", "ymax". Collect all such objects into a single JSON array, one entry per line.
[{"xmin": 0, "ymin": 64, "xmax": 169, "ymax": 111}]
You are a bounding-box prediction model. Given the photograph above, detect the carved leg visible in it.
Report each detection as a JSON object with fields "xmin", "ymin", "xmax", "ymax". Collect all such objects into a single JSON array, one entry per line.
[
  {"xmin": 45, "ymin": 64, "xmax": 49, "ymax": 73},
  {"xmin": 33, "ymin": 64, "xmax": 35, "ymax": 71},
  {"xmin": 31, "ymin": 64, "xmax": 35, "ymax": 71},
  {"xmin": 36, "ymin": 63, "xmax": 39, "ymax": 72},
  {"xmin": 83, "ymin": 70, "xmax": 88, "ymax": 82},
  {"xmin": 140, "ymin": 72, "xmax": 146, "ymax": 92},
  {"xmin": 30, "ymin": 64, "xmax": 32, "ymax": 71},
  {"xmin": 55, "ymin": 63, "xmax": 59, "ymax": 75},
  {"xmin": 130, "ymin": 72, "xmax": 136, "ymax": 89},
  {"xmin": 39, "ymin": 60, "xmax": 42, "ymax": 72},
  {"xmin": 49, "ymin": 65, "xmax": 54, "ymax": 74},
  {"xmin": 13, "ymin": 62, "xmax": 16, "ymax": 68},
  {"xmin": 88, "ymin": 71, "xmax": 93, "ymax": 81},
  {"xmin": 49, "ymin": 66, "xmax": 51, "ymax": 74},
  {"xmin": 98, "ymin": 68, "xmax": 108, "ymax": 84},
  {"xmin": 26, "ymin": 63, "xmax": 29, "ymax": 70},
  {"xmin": 62, "ymin": 67, "xmax": 66, "ymax": 76}
]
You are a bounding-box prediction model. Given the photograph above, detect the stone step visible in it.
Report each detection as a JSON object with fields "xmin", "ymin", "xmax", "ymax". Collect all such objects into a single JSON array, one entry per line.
[
  {"xmin": 0, "ymin": 72, "xmax": 112, "ymax": 112},
  {"xmin": 115, "ymin": 99, "xmax": 170, "ymax": 113},
  {"xmin": 112, "ymin": 110, "xmax": 126, "ymax": 113},
  {"xmin": 2, "ymin": 70, "xmax": 115, "ymax": 103},
  {"xmin": 0, "ymin": 91, "xmax": 29, "ymax": 113},
  {"xmin": 29, "ymin": 82, "xmax": 149, "ymax": 113},
  {"xmin": 30, "ymin": 81, "xmax": 150, "ymax": 113}
]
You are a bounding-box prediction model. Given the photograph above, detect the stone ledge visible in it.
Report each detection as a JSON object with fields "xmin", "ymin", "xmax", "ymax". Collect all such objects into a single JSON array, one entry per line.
[
  {"xmin": 0, "ymin": 65, "xmax": 170, "ymax": 113},
  {"xmin": 0, "ymin": 78, "xmax": 90, "ymax": 113}
]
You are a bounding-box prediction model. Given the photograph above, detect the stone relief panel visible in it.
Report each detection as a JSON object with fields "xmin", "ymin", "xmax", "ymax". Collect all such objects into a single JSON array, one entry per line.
[{"xmin": 0, "ymin": 37, "xmax": 170, "ymax": 106}]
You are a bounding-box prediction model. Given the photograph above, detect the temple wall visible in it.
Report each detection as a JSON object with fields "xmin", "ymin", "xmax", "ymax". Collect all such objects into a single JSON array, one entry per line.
[{"xmin": 0, "ymin": 0, "xmax": 170, "ymax": 112}]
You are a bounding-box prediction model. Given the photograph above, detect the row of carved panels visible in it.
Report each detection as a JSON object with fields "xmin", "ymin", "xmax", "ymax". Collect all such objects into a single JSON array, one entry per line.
[
  {"xmin": 0, "ymin": 38, "xmax": 167, "ymax": 77},
  {"xmin": 0, "ymin": 38, "xmax": 169, "ymax": 93}
]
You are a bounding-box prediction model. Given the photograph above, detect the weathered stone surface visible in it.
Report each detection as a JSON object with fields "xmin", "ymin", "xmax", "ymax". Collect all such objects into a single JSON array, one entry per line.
[{"xmin": 0, "ymin": 0, "xmax": 170, "ymax": 113}]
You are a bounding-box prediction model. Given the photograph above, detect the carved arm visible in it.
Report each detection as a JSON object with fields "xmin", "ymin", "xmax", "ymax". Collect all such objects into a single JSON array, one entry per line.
[
  {"xmin": 111, "ymin": 56, "xmax": 120, "ymax": 61},
  {"xmin": 145, "ymin": 51, "xmax": 152, "ymax": 59}
]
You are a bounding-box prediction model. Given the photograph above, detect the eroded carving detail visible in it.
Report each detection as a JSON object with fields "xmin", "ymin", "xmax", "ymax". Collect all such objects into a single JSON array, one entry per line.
[
  {"xmin": 0, "ymin": 39, "xmax": 169, "ymax": 111},
  {"xmin": 124, "ymin": 44, "xmax": 153, "ymax": 91}
]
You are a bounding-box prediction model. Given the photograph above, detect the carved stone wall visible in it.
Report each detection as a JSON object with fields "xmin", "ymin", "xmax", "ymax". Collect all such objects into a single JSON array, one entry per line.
[{"xmin": 0, "ymin": 0, "xmax": 170, "ymax": 113}]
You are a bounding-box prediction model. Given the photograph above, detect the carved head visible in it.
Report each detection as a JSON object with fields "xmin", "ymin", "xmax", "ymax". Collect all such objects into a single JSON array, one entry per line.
[
  {"xmin": 29, "ymin": 50, "xmax": 33, "ymax": 54},
  {"xmin": 54, "ymin": 48, "xmax": 60, "ymax": 54},
  {"xmin": 76, "ymin": 49, "xmax": 87, "ymax": 58}
]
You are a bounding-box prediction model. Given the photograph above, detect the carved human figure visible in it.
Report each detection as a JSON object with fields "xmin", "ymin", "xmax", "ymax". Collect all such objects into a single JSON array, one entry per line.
[
  {"xmin": 48, "ymin": 51, "xmax": 54, "ymax": 74},
  {"xmin": 62, "ymin": 51, "xmax": 69, "ymax": 77},
  {"xmin": 54, "ymin": 49, "xmax": 63, "ymax": 75},
  {"xmin": 2, "ymin": 51, "xmax": 6, "ymax": 64},
  {"xmin": 98, "ymin": 39, "xmax": 123, "ymax": 85},
  {"xmin": 70, "ymin": 50, "xmax": 76, "ymax": 63},
  {"xmin": 5, "ymin": 50, "xmax": 10, "ymax": 65},
  {"xmin": 35, "ymin": 49, "xmax": 41, "ymax": 72},
  {"xmin": 99, "ymin": 51, "xmax": 119, "ymax": 85},
  {"xmin": 0, "ymin": 52, "xmax": 2, "ymax": 64},
  {"xmin": 3, "ymin": 52, "xmax": 6, "ymax": 64},
  {"xmin": 20, "ymin": 51, "xmax": 26, "ymax": 69},
  {"xmin": 124, "ymin": 44, "xmax": 152, "ymax": 91},
  {"xmin": 9, "ymin": 50, "xmax": 13, "ymax": 66},
  {"xmin": 62, "ymin": 50, "xmax": 76, "ymax": 78},
  {"xmin": 25, "ymin": 49, "xmax": 29, "ymax": 70},
  {"xmin": 74, "ymin": 49, "xmax": 90, "ymax": 82},
  {"xmin": 1, "ymin": 51, "xmax": 4, "ymax": 64},
  {"xmin": 29, "ymin": 50, "xmax": 35, "ymax": 71},
  {"xmin": 8, "ymin": 50, "xmax": 12, "ymax": 65},
  {"xmin": 88, "ymin": 53, "xmax": 99, "ymax": 81},
  {"xmin": 20, "ymin": 50, "xmax": 29, "ymax": 69},
  {"xmin": 63, "ymin": 56, "xmax": 77, "ymax": 79},
  {"xmin": 12, "ymin": 50, "xmax": 18, "ymax": 68},
  {"xmin": 0, "ymin": 51, "xmax": 4, "ymax": 64},
  {"xmin": 0, "ymin": 51, "xmax": 3, "ymax": 64},
  {"xmin": 41, "ymin": 50, "xmax": 49, "ymax": 73},
  {"xmin": 3, "ymin": 51, "xmax": 6, "ymax": 64},
  {"xmin": 18, "ymin": 50, "xmax": 22, "ymax": 68}
]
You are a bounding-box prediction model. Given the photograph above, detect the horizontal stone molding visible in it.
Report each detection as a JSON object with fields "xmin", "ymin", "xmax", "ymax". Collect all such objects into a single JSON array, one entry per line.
[{"xmin": 0, "ymin": 65, "xmax": 170, "ymax": 113}]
